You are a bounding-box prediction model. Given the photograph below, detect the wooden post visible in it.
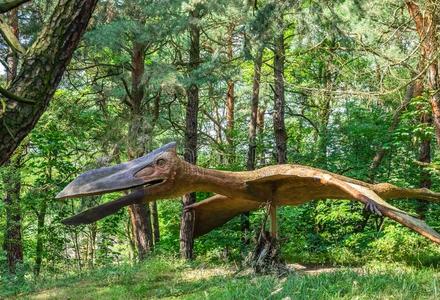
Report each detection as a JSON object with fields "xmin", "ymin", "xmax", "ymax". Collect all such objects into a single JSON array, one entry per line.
[{"xmin": 270, "ymin": 204, "xmax": 278, "ymax": 239}]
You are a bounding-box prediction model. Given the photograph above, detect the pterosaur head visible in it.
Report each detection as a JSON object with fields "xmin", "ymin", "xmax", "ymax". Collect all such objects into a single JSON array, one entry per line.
[{"xmin": 56, "ymin": 142, "xmax": 179, "ymax": 200}]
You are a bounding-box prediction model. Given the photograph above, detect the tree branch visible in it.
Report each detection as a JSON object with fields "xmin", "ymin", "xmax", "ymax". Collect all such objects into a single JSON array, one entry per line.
[
  {"xmin": 0, "ymin": 0, "xmax": 30, "ymax": 13},
  {"xmin": 0, "ymin": 16, "xmax": 24, "ymax": 54},
  {"xmin": 0, "ymin": 85, "xmax": 34, "ymax": 104}
]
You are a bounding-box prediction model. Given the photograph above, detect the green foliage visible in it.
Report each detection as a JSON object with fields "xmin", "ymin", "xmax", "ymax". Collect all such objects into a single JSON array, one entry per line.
[{"xmin": 1, "ymin": 256, "xmax": 439, "ymax": 299}]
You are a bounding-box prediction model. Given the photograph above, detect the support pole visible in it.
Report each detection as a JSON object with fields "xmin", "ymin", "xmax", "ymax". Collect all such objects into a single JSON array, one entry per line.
[{"xmin": 269, "ymin": 204, "xmax": 277, "ymax": 239}]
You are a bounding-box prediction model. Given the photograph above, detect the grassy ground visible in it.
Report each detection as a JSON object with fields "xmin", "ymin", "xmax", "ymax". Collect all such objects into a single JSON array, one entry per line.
[{"xmin": 3, "ymin": 257, "xmax": 440, "ymax": 299}]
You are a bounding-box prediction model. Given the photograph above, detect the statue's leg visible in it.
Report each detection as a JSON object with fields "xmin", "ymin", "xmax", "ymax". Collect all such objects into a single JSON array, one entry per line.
[
  {"xmin": 364, "ymin": 199, "xmax": 382, "ymax": 216},
  {"xmin": 269, "ymin": 203, "xmax": 278, "ymax": 239}
]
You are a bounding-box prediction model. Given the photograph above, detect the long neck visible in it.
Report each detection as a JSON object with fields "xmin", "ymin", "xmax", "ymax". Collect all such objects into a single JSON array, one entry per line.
[{"xmin": 179, "ymin": 161, "xmax": 249, "ymax": 199}]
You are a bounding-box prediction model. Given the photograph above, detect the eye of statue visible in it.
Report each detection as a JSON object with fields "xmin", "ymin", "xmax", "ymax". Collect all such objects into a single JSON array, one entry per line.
[{"xmin": 156, "ymin": 158, "xmax": 166, "ymax": 167}]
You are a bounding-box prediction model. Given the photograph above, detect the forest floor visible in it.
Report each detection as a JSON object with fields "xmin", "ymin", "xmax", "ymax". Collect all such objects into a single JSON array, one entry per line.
[{"xmin": 4, "ymin": 257, "xmax": 440, "ymax": 300}]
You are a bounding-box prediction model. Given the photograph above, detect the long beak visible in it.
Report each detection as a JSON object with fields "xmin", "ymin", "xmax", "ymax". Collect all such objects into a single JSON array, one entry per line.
[
  {"xmin": 56, "ymin": 142, "xmax": 176, "ymax": 199},
  {"xmin": 62, "ymin": 189, "xmax": 147, "ymax": 225}
]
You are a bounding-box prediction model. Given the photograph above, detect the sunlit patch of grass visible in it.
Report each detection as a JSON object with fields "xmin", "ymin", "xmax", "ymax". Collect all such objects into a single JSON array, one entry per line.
[{"xmin": 3, "ymin": 257, "xmax": 440, "ymax": 299}]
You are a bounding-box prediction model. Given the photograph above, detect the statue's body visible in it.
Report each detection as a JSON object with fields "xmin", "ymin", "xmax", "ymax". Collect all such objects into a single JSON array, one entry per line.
[{"xmin": 57, "ymin": 142, "xmax": 440, "ymax": 244}]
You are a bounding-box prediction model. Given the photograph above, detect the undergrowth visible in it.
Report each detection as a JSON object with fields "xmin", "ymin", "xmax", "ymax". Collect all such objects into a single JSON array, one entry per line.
[{"xmin": 2, "ymin": 256, "xmax": 440, "ymax": 299}]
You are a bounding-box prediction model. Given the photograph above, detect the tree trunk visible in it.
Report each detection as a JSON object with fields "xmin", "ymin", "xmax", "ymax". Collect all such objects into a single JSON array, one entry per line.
[
  {"xmin": 273, "ymin": 25, "xmax": 287, "ymax": 164},
  {"xmin": 226, "ymin": 24, "xmax": 235, "ymax": 165},
  {"xmin": 0, "ymin": 0, "xmax": 98, "ymax": 165},
  {"xmin": 242, "ymin": 49, "xmax": 263, "ymax": 242},
  {"xmin": 418, "ymin": 118, "xmax": 431, "ymax": 219},
  {"xmin": 6, "ymin": 8, "xmax": 18, "ymax": 82},
  {"xmin": 406, "ymin": 1, "xmax": 440, "ymax": 146},
  {"xmin": 247, "ymin": 50, "xmax": 263, "ymax": 171},
  {"xmin": 128, "ymin": 202, "xmax": 153, "ymax": 260},
  {"xmin": 2, "ymin": 9, "xmax": 22, "ymax": 275},
  {"xmin": 3, "ymin": 159, "xmax": 23, "ymax": 274},
  {"xmin": 417, "ymin": 79, "xmax": 431, "ymax": 219},
  {"xmin": 180, "ymin": 7, "xmax": 200, "ymax": 260},
  {"xmin": 317, "ymin": 52, "xmax": 334, "ymax": 168},
  {"xmin": 127, "ymin": 42, "xmax": 154, "ymax": 260},
  {"xmin": 150, "ymin": 201, "xmax": 160, "ymax": 243},
  {"xmin": 34, "ymin": 200, "xmax": 47, "ymax": 276},
  {"xmin": 368, "ymin": 83, "xmax": 417, "ymax": 181}
]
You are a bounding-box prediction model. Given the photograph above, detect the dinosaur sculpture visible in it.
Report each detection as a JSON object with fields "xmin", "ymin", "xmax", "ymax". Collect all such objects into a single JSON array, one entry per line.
[{"xmin": 57, "ymin": 142, "xmax": 440, "ymax": 244}]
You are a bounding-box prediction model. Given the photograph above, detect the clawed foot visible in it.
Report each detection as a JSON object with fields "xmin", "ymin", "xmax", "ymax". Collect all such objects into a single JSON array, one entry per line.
[{"xmin": 364, "ymin": 200, "xmax": 382, "ymax": 216}]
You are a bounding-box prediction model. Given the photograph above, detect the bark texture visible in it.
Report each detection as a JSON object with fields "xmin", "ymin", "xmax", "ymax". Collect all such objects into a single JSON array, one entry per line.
[
  {"xmin": 0, "ymin": 0, "xmax": 98, "ymax": 165},
  {"xmin": 273, "ymin": 26, "xmax": 287, "ymax": 164},
  {"xmin": 247, "ymin": 50, "xmax": 263, "ymax": 171},
  {"xmin": 180, "ymin": 7, "xmax": 200, "ymax": 260},
  {"xmin": 406, "ymin": 1, "xmax": 440, "ymax": 146},
  {"xmin": 127, "ymin": 42, "xmax": 154, "ymax": 260},
  {"xmin": 226, "ymin": 24, "xmax": 235, "ymax": 165},
  {"xmin": 2, "ymin": 9, "xmax": 23, "ymax": 274},
  {"xmin": 243, "ymin": 50, "xmax": 263, "ymax": 242},
  {"xmin": 3, "ymin": 159, "xmax": 23, "ymax": 274},
  {"xmin": 151, "ymin": 201, "xmax": 160, "ymax": 243}
]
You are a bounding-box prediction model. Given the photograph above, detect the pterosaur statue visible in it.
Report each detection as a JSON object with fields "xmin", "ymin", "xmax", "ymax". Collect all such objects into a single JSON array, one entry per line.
[{"xmin": 57, "ymin": 142, "xmax": 440, "ymax": 244}]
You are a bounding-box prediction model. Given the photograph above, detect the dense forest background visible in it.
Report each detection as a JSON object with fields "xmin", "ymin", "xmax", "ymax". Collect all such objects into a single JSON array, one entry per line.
[{"xmin": 1, "ymin": 0, "xmax": 440, "ymax": 288}]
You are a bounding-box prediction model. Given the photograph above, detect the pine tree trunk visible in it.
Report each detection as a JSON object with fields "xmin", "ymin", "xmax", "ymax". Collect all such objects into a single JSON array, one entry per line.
[
  {"xmin": 247, "ymin": 50, "xmax": 263, "ymax": 171},
  {"xmin": 273, "ymin": 26, "xmax": 287, "ymax": 164},
  {"xmin": 226, "ymin": 25, "xmax": 235, "ymax": 165},
  {"xmin": 180, "ymin": 7, "xmax": 200, "ymax": 260},
  {"xmin": 0, "ymin": 0, "xmax": 98, "ymax": 165},
  {"xmin": 128, "ymin": 202, "xmax": 153, "ymax": 260},
  {"xmin": 151, "ymin": 201, "xmax": 160, "ymax": 243},
  {"xmin": 2, "ymin": 9, "xmax": 23, "ymax": 275},
  {"xmin": 318, "ymin": 53, "xmax": 334, "ymax": 168},
  {"xmin": 406, "ymin": 1, "xmax": 440, "ymax": 146},
  {"xmin": 3, "ymin": 159, "xmax": 23, "ymax": 274},
  {"xmin": 242, "ymin": 49, "xmax": 263, "ymax": 242},
  {"xmin": 126, "ymin": 42, "xmax": 154, "ymax": 260},
  {"xmin": 368, "ymin": 83, "xmax": 416, "ymax": 181}
]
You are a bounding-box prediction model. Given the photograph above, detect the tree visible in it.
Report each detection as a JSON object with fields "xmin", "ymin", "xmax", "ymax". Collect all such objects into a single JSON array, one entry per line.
[
  {"xmin": 272, "ymin": 10, "xmax": 287, "ymax": 164},
  {"xmin": 2, "ymin": 8, "xmax": 23, "ymax": 274},
  {"xmin": 126, "ymin": 41, "xmax": 155, "ymax": 260},
  {"xmin": 405, "ymin": 1, "xmax": 440, "ymax": 146},
  {"xmin": 0, "ymin": 0, "xmax": 98, "ymax": 165},
  {"xmin": 225, "ymin": 24, "xmax": 236, "ymax": 165},
  {"xmin": 180, "ymin": 5, "xmax": 201, "ymax": 260},
  {"xmin": 2, "ymin": 151, "xmax": 24, "ymax": 274}
]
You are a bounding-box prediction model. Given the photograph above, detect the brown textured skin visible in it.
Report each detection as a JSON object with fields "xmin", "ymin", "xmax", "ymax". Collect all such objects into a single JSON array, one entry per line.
[{"xmin": 61, "ymin": 147, "xmax": 440, "ymax": 243}]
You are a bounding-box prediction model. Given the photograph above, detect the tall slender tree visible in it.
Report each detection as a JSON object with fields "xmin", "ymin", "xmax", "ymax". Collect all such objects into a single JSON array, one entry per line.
[
  {"xmin": 180, "ymin": 5, "xmax": 201, "ymax": 260},
  {"xmin": 226, "ymin": 24, "xmax": 236, "ymax": 166},
  {"xmin": 126, "ymin": 41, "xmax": 155, "ymax": 260},
  {"xmin": 273, "ymin": 18, "xmax": 287, "ymax": 164},
  {"xmin": 243, "ymin": 49, "xmax": 263, "ymax": 241},
  {"xmin": 2, "ymin": 8, "xmax": 23, "ymax": 274}
]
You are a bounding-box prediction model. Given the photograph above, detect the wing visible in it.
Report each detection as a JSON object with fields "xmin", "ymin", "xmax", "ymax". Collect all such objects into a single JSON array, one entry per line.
[
  {"xmin": 347, "ymin": 182, "xmax": 440, "ymax": 244},
  {"xmin": 61, "ymin": 189, "xmax": 146, "ymax": 225},
  {"xmin": 246, "ymin": 173, "xmax": 440, "ymax": 244},
  {"xmin": 187, "ymin": 195, "xmax": 262, "ymax": 238}
]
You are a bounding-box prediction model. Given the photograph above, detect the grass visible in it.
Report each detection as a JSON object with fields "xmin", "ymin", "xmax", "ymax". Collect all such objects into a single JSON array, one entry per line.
[{"xmin": 2, "ymin": 257, "xmax": 440, "ymax": 299}]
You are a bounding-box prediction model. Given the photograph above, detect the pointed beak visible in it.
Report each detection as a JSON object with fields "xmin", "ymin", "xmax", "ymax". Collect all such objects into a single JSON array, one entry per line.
[{"xmin": 56, "ymin": 142, "xmax": 176, "ymax": 199}]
